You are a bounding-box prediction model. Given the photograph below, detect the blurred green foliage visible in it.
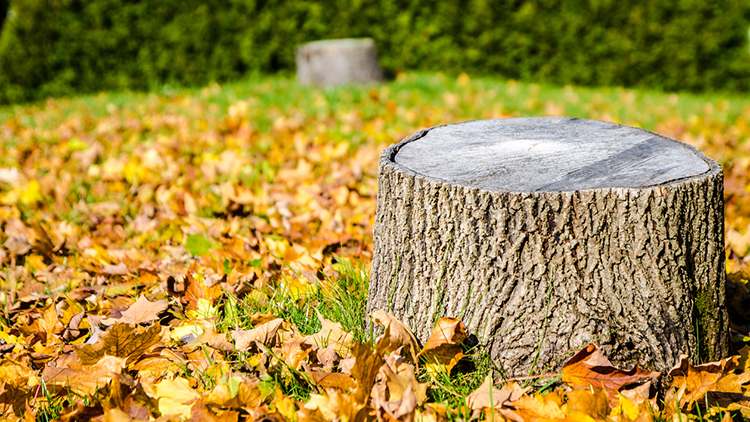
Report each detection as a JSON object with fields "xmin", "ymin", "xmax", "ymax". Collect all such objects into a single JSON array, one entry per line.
[{"xmin": 1, "ymin": 0, "xmax": 749, "ymax": 104}]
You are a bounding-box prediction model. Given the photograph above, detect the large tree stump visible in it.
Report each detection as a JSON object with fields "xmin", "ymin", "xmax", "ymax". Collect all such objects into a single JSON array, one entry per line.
[
  {"xmin": 367, "ymin": 117, "xmax": 728, "ymax": 377},
  {"xmin": 296, "ymin": 38, "xmax": 384, "ymax": 87}
]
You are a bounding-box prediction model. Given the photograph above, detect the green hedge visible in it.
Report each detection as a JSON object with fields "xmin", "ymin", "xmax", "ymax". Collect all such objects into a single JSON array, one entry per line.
[
  {"xmin": 0, "ymin": 0, "xmax": 8, "ymax": 34},
  {"xmin": 1, "ymin": 0, "xmax": 749, "ymax": 104}
]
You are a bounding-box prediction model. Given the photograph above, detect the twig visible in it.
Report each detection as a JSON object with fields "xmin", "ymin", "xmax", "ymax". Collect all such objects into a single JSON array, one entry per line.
[{"xmin": 496, "ymin": 373, "xmax": 560, "ymax": 384}]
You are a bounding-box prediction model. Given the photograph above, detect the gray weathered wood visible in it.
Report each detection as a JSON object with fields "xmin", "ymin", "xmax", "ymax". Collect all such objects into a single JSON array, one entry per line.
[
  {"xmin": 367, "ymin": 117, "xmax": 728, "ymax": 377},
  {"xmin": 296, "ymin": 38, "xmax": 384, "ymax": 87}
]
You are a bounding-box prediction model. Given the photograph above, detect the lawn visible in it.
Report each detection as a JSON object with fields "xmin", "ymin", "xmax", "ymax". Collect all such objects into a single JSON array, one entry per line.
[{"xmin": 2, "ymin": 72, "xmax": 750, "ymax": 421}]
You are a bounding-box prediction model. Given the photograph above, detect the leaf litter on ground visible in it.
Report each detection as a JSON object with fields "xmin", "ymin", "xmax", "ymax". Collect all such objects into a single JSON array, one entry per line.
[{"xmin": 2, "ymin": 73, "xmax": 750, "ymax": 420}]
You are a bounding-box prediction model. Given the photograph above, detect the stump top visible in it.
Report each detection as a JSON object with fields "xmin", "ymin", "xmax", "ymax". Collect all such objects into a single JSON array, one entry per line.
[
  {"xmin": 296, "ymin": 38, "xmax": 375, "ymax": 53},
  {"xmin": 392, "ymin": 117, "xmax": 715, "ymax": 192}
]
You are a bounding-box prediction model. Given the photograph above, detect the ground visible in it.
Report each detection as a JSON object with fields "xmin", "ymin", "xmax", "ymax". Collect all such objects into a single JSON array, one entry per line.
[{"xmin": 1, "ymin": 73, "xmax": 750, "ymax": 420}]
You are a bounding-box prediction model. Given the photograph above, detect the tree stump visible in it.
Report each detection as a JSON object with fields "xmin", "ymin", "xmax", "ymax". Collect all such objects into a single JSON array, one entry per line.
[
  {"xmin": 367, "ymin": 117, "xmax": 728, "ymax": 377},
  {"xmin": 296, "ymin": 38, "xmax": 384, "ymax": 87}
]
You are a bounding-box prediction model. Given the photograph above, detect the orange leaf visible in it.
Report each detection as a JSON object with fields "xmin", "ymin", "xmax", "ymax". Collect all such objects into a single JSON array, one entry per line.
[
  {"xmin": 417, "ymin": 318, "xmax": 467, "ymax": 374},
  {"xmin": 561, "ymin": 344, "xmax": 659, "ymax": 391},
  {"xmin": 74, "ymin": 322, "xmax": 161, "ymax": 365}
]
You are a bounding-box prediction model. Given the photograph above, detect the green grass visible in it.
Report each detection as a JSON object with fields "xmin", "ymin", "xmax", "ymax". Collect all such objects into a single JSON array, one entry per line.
[{"xmin": 5, "ymin": 71, "xmax": 750, "ymax": 138}]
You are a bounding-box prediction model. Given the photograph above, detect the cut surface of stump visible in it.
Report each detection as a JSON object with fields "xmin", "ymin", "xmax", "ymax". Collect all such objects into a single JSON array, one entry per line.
[
  {"xmin": 367, "ymin": 117, "xmax": 727, "ymax": 377},
  {"xmin": 296, "ymin": 38, "xmax": 384, "ymax": 87}
]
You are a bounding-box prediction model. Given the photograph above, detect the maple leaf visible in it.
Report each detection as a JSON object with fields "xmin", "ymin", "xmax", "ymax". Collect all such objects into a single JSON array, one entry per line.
[
  {"xmin": 561, "ymin": 344, "xmax": 659, "ymax": 391},
  {"xmin": 42, "ymin": 354, "xmax": 126, "ymax": 395},
  {"xmin": 417, "ymin": 317, "xmax": 467, "ymax": 376},
  {"xmin": 563, "ymin": 387, "xmax": 610, "ymax": 419},
  {"xmin": 104, "ymin": 294, "xmax": 168, "ymax": 325},
  {"xmin": 304, "ymin": 389, "xmax": 368, "ymax": 422},
  {"xmin": 351, "ymin": 342, "xmax": 386, "ymax": 404},
  {"xmin": 231, "ymin": 318, "xmax": 284, "ymax": 350},
  {"xmin": 499, "ymin": 393, "xmax": 567, "ymax": 421},
  {"xmin": 0, "ymin": 381, "xmax": 31, "ymax": 418},
  {"xmin": 306, "ymin": 371, "xmax": 357, "ymax": 390},
  {"xmin": 304, "ymin": 309, "xmax": 354, "ymax": 357},
  {"xmin": 75, "ymin": 322, "xmax": 161, "ymax": 365},
  {"xmin": 372, "ymin": 351, "xmax": 429, "ymax": 421},
  {"xmin": 279, "ymin": 336, "xmax": 313, "ymax": 371},
  {"xmin": 465, "ymin": 374, "xmax": 526, "ymax": 410},
  {"xmin": 151, "ymin": 377, "xmax": 200, "ymax": 418},
  {"xmin": 664, "ymin": 354, "xmax": 743, "ymax": 411},
  {"xmin": 371, "ymin": 309, "xmax": 421, "ymax": 363}
]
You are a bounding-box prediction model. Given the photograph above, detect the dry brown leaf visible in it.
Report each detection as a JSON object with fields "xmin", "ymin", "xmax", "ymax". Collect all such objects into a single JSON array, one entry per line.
[
  {"xmin": 373, "ymin": 383, "xmax": 418, "ymax": 422},
  {"xmin": 101, "ymin": 262, "xmax": 130, "ymax": 275},
  {"xmin": 151, "ymin": 377, "xmax": 200, "ymax": 418},
  {"xmin": 200, "ymin": 326, "xmax": 235, "ymax": 352},
  {"xmin": 304, "ymin": 309, "xmax": 354, "ymax": 357},
  {"xmin": 42, "ymin": 355, "xmax": 126, "ymax": 395},
  {"xmin": 563, "ymin": 388, "xmax": 609, "ymax": 419},
  {"xmin": 304, "ymin": 389, "xmax": 368, "ymax": 422},
  {"xmin": 371, "ymin": 309, "xmax": 420, "ymax": 363},
  {"xmin": 183, "ymin": 272, "xmax": 223, "ymax": 310},
  {"xmin": 561, "ymin": 344, "xmax": 659, "ymax": 391},
  {"xmin": 187, "ymin": 400, "xmax": 239, "ymax": 422},
  {"xmin": 279, "ymin": 336, "xmax": 313, "ymax": 371},
  {"xmin": 231, "ymin": 318, "xmax": 284, "ymax": 350},
  {"xmin": 247, "ymin": 312, "xmax": 279, "ymax": 326},
  {"xmin": 374, "ymin": 351, "xmax": 429, "ymax": 406},
  {"xmin": 465, "ymin": 374, "xmax": 526, "ymax": 410},
  {"xmin": 75, "ymin": 322, "xmax": 161, "ymax": 365},
  {"xmin": 417, "ymin": 317, "xmax": 467, "ymax": 375},
  {"xmin": 105, "ymin": 295, "xmax": 168, "ymax": 325},
  {"xmin": 371, "ymin": 351, "xmax": 428, "ymax": 422},
  {"xmin": 501, "ymin": 393, "xmax": 566, "ymax": 420},
  {"xmin": 0, "ymin": 381, "xmax": 31, "ymax": 418},
  {"xmin": 664, "ymin": 354, "xmax": 743, "ymax": 411},
  {"xmin": 350, "ymin": 342, "xmax": 386, "ymax": 404},
  {"xmin": 307, "ymin": 371, "xmax": 357, "ymax": 391}
]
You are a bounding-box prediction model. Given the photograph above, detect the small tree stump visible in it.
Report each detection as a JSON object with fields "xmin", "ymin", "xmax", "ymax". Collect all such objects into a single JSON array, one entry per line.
[
  {"xmin": 296, "ymin": 38, "xmax": 384, "ymax": 87},
  {"xmin": 367, "ymin": 117, "xmax": 728, "ymax": 377}
]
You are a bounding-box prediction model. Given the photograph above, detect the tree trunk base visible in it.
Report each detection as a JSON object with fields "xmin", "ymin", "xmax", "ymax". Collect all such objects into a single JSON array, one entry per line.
[{"xmin": 367, "ymin": 118, "xmax": 728, "ymax": 377}]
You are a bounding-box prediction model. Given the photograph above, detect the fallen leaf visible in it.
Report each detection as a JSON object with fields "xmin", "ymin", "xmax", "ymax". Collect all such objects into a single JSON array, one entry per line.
[
  {"xmin": 75, "ymin": 322, "xmax": 161, "ymax": 365},
  {"xmin": 42, "ymin": 355, "xmax": 126, "ymax": 395},
  {"xmin": 465, "ymin": 374, "xmax": 526, "ymax": 410},
  {"xmin": 350, "ymin": 342, "xmax": 386, "ymax": 404},
  {"xmin": 304, "ymin": 389, "xmax": 367, "ymax": 422},
  {"xmin": 105, "ymin": 295, "xmax": 168, "ymax": 325},
  {"xmin": 153, "ymin": 377, "xmax": 200, "ymax": 418},
  {"xmin": 182, "ymin": 273, "xmax": 223, "ymax": 310},
  {"xmin": 563, "ymin": 387, "xmax": 609, "ymax": 419},
  {"xmin": 371, "ymin": 309, "xmax": 420, "ymax": 362},
  {"xmin": 231, "ymin": 318, "xmax": 284, "ymax": 350},
  {"xmin": 417, "ymin": 318, "xmax": 467, "ymax": 376},
  {"xmin": 304, "ymin": 310, "xmax": 354, "ymax": 356},
  {"xmin": 101, "ymin": 262, "xmax": 130, "ymax": 275},
  {"xmin": 664, "ymin": 354, "xmax": 742, "ymax": 411},
  {"xmin": 561, "ymin": 344, "xmax": 659, "ymax": 391}
]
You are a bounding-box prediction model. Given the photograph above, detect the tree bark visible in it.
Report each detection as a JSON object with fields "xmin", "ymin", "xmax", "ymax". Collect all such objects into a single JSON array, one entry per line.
[{"xmin": 367, "ymin": 117, "xmax": 728, "ymax": 377}]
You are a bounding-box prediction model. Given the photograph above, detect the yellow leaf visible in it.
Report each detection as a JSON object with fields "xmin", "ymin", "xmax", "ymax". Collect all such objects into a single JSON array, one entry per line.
[
  {"xmin": 185, "ymin": 298, "xmax": 219, "ymax": 320},
  {"xmin": 155, "ymin": 377, "xmax": 200, "ymax": 418},
  {"xmin": 418, "ymin": 318, "xmax": 467, "ymax": 376},
  {"xmin": 170, "ymin": 321, "xmax": 206, "ymax": 344},
  {"xmin": 20, "ymin": 180, "xmax": 42, "ymax": 206},
  {"xmin": 739, "ymin": 345, "xmax": 750, "ymax": 372}
]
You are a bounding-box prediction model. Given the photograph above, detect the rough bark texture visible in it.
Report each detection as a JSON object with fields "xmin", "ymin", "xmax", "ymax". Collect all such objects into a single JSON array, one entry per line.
[
  {"xmin": 296, "ymin": 38, "xmax": 384, "ymax": 87},
  {"xmin": 367, "ymin": 118, "xmax": 728, "ymax": 377}
]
